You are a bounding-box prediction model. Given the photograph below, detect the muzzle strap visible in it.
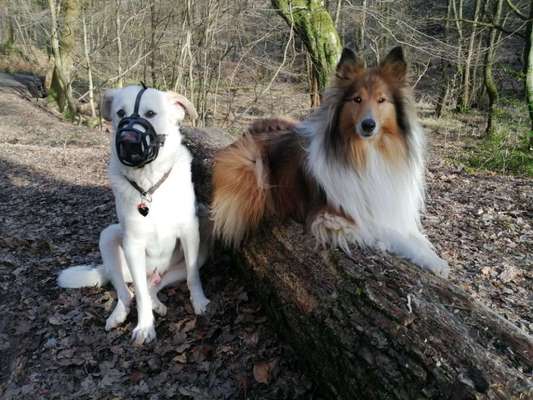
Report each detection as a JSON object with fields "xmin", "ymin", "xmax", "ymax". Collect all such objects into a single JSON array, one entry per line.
[{"xmin": 132, "ymin": 86, "xmax": 148, "ymax": 117}]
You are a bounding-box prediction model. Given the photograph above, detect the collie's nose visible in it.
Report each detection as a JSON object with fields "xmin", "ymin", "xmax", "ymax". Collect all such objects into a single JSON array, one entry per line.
[{"xmin": 361, "ymin": 118, "xmax": 376, "ymax": 136}]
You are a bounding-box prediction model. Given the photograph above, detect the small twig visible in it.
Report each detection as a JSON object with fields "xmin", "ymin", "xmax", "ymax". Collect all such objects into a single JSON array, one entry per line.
[{"xmin": 406, "ymin": 294, "xmax": 413, "ymax": 314}]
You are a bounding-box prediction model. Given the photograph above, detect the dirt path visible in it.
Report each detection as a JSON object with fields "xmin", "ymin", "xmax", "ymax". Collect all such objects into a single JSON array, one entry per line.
[{"xmin": 0, "ymin": 86, "xmax": 531, "ymax": 399}]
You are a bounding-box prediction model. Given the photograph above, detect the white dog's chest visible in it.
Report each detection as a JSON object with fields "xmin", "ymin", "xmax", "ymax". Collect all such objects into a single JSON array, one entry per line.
[{"xmin": 112, "ymin": 160, "xmax": 196, "ymax": 275}]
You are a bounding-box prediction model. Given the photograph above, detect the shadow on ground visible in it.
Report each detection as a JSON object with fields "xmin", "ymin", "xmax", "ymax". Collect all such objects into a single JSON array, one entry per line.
[{"xmin": 0, "ymin": 157, "xmax": 315, "ymax": 399}]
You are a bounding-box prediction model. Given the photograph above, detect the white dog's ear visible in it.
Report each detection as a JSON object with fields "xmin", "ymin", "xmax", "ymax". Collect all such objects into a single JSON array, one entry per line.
[
  {"xmin": 167, "ymin": 91, "xmax": 198, "ymax": 121},
  {"xmin": 101, "ymin": 89, "xmax": 119, "ymax": 121}
]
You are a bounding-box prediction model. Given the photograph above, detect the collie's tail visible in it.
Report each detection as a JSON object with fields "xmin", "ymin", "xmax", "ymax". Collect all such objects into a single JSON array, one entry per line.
[
  {"xmin": 212, "ymin": 118, "xmax": 298, "ymax": 246},
  {"xmin": 211, "ymin": 132, "xmax": 270, "ymax": 246},
  {"xmin": 57, "ymin": 264, "xmax": 108, "ymax": 288}
]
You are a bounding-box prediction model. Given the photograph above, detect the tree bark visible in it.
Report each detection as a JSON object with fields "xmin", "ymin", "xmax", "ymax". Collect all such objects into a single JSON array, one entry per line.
[
  {"xmin": 271, "ymin": 0, "xmax": 342, "ymax": 106},
  {"xmin": 182, "ymin": 126, "xmax": 533, "ymax": 400}
]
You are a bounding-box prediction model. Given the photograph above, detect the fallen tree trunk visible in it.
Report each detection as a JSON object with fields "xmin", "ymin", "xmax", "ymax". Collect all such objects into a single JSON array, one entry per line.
[{"xmin": 182, "ymin": 127, "xmax": 533, "ymax": 400}]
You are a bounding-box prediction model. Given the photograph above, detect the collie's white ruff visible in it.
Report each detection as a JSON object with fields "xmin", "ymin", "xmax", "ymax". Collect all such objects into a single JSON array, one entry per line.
[{"xmin": 299, "ymin": 87, "xmax": 448, "ymax": 278}]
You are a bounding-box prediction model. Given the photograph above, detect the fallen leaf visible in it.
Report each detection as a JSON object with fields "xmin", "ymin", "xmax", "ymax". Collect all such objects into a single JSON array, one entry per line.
[
  {"xmin": 499, "ymin": 265, "xmax": 520, "ymax": 283},
  {"xmin": 173, "ymin": 353, "xmax": 187, "ymax": 364},
  {"xmin": 253, "ymin": 359, "xmax": 277, "ymax": 384}
]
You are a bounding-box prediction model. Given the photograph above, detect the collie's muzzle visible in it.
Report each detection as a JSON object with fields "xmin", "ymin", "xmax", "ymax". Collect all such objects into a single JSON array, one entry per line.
[{"xmin": 116, "ymin": 86, "xmax": 166, "ymax": 168}]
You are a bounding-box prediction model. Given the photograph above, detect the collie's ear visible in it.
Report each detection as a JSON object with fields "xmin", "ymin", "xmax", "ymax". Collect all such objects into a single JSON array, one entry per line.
[
  {"xmin": 380, "ymin": 46, "xmax": 407, "ymax": 81},
  {"xmin": 101, "ymin": 88, "xmax": 119, "ymax": 121},
  {"xmin": 167, "ymin": 91, "xmax": 198, "ymax": 121},
  {"xmin": 336, "ymin": 48, "xmax": 365, "ymax": 80}
]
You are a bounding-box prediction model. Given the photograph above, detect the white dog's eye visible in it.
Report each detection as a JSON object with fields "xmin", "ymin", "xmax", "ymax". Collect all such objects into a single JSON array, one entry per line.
[
  {"xmin": 145, "ymin": 110, "xmax": 157, "ymax": 118},
  {"xmin": 117, "ymin": 109, "xmax": 126, "ymax": 118}
]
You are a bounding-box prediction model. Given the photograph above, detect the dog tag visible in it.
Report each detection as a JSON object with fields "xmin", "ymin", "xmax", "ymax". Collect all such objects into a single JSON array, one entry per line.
[{"xmin": 137, "ymin": 203, "xmax": 149, "ymax": 217}]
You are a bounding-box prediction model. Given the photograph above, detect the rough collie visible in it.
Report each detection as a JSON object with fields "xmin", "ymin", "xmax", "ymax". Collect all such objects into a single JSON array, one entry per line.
[{"xmin": 211, "ymin": 47, "xmax": 449, "ymax": 278}]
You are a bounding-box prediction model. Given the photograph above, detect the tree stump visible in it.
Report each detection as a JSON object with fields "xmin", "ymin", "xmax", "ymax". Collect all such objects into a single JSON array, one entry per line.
[{"xmin": 182, "ymin": 127, "xmax": 533, "ymax": 400}]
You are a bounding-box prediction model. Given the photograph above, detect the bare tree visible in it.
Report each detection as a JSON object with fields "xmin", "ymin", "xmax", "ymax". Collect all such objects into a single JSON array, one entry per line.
[
  {"xmin": 459, "ymin": 0, "xmax": 482, "ymax": 110},
  {"xmin": 115, "ymin": 0, "xmax": 123, "ymax": 88},
  {"xmin": 527, "ymin": 5, "xmax": 533, "ymax": 146},
  {"xmin": 484, "ymin": 0, "xmax": 504, "ymax": 135},
  {"xmin": 82, "ymin": 14, "xmax": 96, "ymax": 118}
]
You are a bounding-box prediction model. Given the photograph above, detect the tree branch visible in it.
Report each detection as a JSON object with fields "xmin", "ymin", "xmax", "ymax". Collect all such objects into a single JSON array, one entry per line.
[{"xmin": 504, "ymin": 0, "xmax": 529, "ymax": 20}]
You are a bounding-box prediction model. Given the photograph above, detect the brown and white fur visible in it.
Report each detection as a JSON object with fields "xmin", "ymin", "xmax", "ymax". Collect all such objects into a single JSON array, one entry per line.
[{"xmin": 211, "ymin": 47, "xmax": 448, "ymax": 278}]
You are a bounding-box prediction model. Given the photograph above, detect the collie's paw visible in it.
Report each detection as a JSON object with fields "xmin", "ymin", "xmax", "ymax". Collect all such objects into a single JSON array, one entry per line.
[
  {"xmin": 131, "ymin": 324, "xmax": 156, "ymax": 346},
  {"xmin": 191, "ymin": 294, "xmax": 210, "ymax": 315},
  {"xmin": 105, "ymin": 301, "xmax": 130, "ymax": 331},
  {"xmin": 311, "ymin": 212, "xmax": 358, "ymax": 253}
]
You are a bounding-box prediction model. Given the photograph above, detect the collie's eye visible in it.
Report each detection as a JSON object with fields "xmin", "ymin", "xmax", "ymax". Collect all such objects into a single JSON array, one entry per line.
[
  {"xmin": 145, "ymin": 110, "xmax": 157, "ymax": 118},
  {"xmin": 354, "ymin": 96, "xmax": 362, "ymax": 103},
  {"xmin": 117, "ymin": 109, "xmax": 126, "ymax": 118},
  {"xmin": 378, "ymin": 97, "xmax": 386, "ymax": 104}
]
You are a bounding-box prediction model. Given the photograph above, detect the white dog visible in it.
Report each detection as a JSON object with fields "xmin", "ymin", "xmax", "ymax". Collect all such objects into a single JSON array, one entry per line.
[{"xmin": 58, "ymin": 85, "xmax": 210, "ymax": 345}]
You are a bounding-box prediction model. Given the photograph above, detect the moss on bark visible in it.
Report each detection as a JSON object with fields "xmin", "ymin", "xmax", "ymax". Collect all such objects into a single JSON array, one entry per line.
[{"xmin": 272, "ymin": 0, "xmax": 342, "ymax": 104}]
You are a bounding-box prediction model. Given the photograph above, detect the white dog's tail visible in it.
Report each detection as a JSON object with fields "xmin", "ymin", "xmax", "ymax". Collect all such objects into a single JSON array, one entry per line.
[{"xmin": 57, "ymin": 264, "xmax": 108, "ymax": 288}]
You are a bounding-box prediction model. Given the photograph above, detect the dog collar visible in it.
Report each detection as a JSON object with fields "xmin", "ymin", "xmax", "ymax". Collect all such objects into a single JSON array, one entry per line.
[{"xmin": 125, "ymin": 168, "xmax": 173, "ymax": 216}]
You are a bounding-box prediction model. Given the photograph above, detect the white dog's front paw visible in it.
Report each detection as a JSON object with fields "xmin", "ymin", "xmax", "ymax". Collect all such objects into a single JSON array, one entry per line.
[
  {"xmin": 105, "ymin": 301, "xmax": 130, "ymax": 331},
  {"xmin": 131, "ymin": 324, "xmax": 156, "ymax": 345},
  {"xmin": 191, "ymin": 294, "xmax": 210, "ymax": 315},
  {"xmin": 311, "ymin": 211, "xmax": 358, "ymax": 253}
]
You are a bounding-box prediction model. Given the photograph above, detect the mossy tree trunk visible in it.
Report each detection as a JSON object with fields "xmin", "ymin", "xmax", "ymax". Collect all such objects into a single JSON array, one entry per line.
[
  {"xmin": 271, "ymin": 0, "xmax": 342, "ymax": 107},
  {"xmin": 48, "ymin": 0, "xmax": 79, "ymax": 117},
  {"xmin": 484, "ymin": 0, "xmax": 503, "ymax": 136}
]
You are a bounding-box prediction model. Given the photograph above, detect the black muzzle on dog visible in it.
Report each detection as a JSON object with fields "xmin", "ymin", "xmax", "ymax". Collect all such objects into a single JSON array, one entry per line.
[{"xmin": 115, "ymin": 85, "xmax": 166, "ymax": 168}]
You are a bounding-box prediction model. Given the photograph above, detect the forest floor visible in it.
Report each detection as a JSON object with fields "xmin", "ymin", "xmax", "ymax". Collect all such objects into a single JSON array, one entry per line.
[{"xmin": 0, "ymin": 80, "xmax": 531, "ymax": 400}]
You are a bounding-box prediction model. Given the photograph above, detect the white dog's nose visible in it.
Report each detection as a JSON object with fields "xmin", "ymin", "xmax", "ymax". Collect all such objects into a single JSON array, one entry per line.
[{"xmin": 119, "ymin": 131, "xmax": 139, "ymax": 143}]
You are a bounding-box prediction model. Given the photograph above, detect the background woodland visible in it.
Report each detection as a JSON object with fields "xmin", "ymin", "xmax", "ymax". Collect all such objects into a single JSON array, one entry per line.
[{"xmin": 0, "ymin": 0, "xmax": 531, "ymax": 175}]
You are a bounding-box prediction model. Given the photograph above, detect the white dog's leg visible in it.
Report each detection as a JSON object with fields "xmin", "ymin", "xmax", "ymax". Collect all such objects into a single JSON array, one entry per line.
[
  {"xmin": 149, "ymin": 266, "xmax": 187, "ymax": 316},
  {"xmin": 122, "ymin": 235, "xmax": 156, "ymax": 345},
  {"xmin": 180, "ymin": 219, "xmax": 210, "ymax": 315},
  {"xmin": 99, "ymin": 224, "xmax": 134, "ymax": 331}
]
